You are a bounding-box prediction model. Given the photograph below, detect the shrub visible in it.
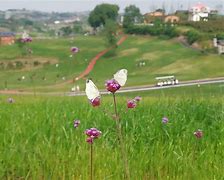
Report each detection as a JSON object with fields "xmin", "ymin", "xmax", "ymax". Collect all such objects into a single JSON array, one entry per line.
[
  {"xmin": 33, "ymin": 61, "xmax": 40, "ymax": 66},
  {"xmin": 185, "ymin": 30, "xmax": 200, "ymax": 45},
  {"xmin": 181, "ymin": 18, "xmax": 224, "ymax": 33},
  {"xmin": 125, "ymin": 24, "xmax": 178, "ymax": 38},
  {"xmin": 216, "ymin": 33, "xmax": 224, "ymax": 40},
  {"xmin": 15, "ymin": 61, "xmax": 24, "ymax": 69}
]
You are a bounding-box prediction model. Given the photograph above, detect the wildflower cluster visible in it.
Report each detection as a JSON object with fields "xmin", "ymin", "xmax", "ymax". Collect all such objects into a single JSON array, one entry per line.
[
  {"xmin": 162, "ymin": 117, "xmax": 169, "ymax": 124},
  {"xmin": 90, "ymin": 97, "xmax": 101, "ymax": 107},
  {"xmin": 105, "ymin": 79, "xmax": 121, "ymax": 93},
  {"xmin": 20, "ymin": 37, "xmax": 32, "ymax": 43},
  {"xmin": 85, "ymin": 128, "xmax": 102, "ymax": 144},
  {"xmin": 194, "ymin": 129, "xmax": 203, "ymax": 139},
  {"xmin": 73, "ymin": 120, "xmax": 80, "ymax": 128},
  {"xmin": 162, "ymin": 116, "xmax": 203, "ymax": 139},
  {"xmin": 71, "ymin": 47, "xmax": 79, "ymax": 54},
  {"xmin": 127, "ymin": 96, "xmax": 142, "ymax": 109},
  {"xmin": 8, "ymin": 98, "xmax": 14, "ymax": 103}
]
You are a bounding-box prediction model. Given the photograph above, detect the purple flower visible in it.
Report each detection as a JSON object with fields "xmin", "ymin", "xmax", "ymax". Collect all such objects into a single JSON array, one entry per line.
[
  {"xmin": 134, "ymin": 96, "xmax": 142, "ymax": 102},
  {"xmin": 71, "ymin": 47, "xmax": 79, "ymax": 53},
  {"xmin": 90, "ymin": 97, "xmax": 100, "ymax": 107},
  {"xmin": 162, "ymin": 117, "xmax": 168, "ymax": 124},
  {"xmin": 8, "ymin": 98, "xmax": 14, "ymax": 103},
  {"xmin": 73, "ymin": 120, "xmax": 80, "ymax": 128},
  {"xmin": 20, "ymin": 37, "xmax": 32, "ymax": 43},
  {"xmin": 26, "ymin": 37, "xmax": 32, "ymax": 42},
  {"xmin": 86, "ymin": 137, "xmax": 94, "ymax": 144},
  {"xmin": 105, "ymin": 79, "xmax": 121, "ymax": 93},
  {"xmin": 85, "ymin": 129, "xmax": 92, "ymax": 136},
  {"xmin": 127, "ymin": 99, "xmax": 137, "ymax": 108},
  {"xmin": 85, "ymin": 128, "xmax": 102, "ymax": 143},
  {"xmin": 194, "ymin": 129, "xmax": 203, "ymax": 139}
]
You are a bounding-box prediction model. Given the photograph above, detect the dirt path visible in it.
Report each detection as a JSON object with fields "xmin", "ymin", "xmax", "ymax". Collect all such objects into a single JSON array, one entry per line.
[
  {"xmin": 74, "ymin": 35, "xmax": 128, "ymax": 81},
  {"xmin": 54, "ymin": 35, "xmax": 128, "ymax": 86}
]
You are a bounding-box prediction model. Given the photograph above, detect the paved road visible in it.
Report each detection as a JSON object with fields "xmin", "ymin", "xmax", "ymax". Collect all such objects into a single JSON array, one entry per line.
[
  {"xmin": 67, "ymin": 77, "xmax": 224, "ymax": 96},
  {"xmin": 0, "ymin": 77, "xmax": 223, "ymax": 96}
]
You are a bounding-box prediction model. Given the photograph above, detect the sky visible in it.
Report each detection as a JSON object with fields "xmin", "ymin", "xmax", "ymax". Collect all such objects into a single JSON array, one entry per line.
[{"xmin": 0, "ymin": 0, "xmax": 223, "ymax": 13}]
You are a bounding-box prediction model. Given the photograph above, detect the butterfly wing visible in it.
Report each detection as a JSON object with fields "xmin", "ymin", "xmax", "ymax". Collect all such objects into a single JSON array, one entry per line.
[
  {"xmin": 85, "ymin": 79, "xmax": 100, "ymax": 100},
  {"xmin": 113, "ymin": 69, "xmax": 128, "ymax": 86}
]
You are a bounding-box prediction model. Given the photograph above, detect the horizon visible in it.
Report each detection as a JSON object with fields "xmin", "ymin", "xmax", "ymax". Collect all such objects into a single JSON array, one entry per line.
[{"xmin": 0, "ymin": 0, "xmax": 224, "ymax": 14}]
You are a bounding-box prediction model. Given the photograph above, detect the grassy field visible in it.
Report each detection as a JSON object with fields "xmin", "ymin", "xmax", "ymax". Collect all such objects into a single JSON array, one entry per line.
[
  {"xmin": 0, "ymin": 36, "xmax": 105, "ymax": 91},
  {"xmin": 0, "ymin": 84, "xmax": 224, "ymax": 179},
  {"xmin": 91, "ymin": 36, "xmax": 224, "ymax": 87},
  {"xmin": 0, "ymin": 35, "xmax": 223, "ymax": 92}
]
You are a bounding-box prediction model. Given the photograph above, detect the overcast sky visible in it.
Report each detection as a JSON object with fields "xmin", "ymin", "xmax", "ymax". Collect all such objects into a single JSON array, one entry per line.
[{"xmin": 0, "ymin": 0, "xmax": 224, "ymax": 13}]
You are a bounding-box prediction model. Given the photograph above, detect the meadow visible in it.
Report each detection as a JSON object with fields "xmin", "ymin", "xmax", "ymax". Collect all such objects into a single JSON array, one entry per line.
[
  {"xmin": 0, "ymin": 35, "xmax": 223, "ymax": 92},
  {"xmin": 0, "ymin": 83, "xmax": 224, "ymax": 179}
]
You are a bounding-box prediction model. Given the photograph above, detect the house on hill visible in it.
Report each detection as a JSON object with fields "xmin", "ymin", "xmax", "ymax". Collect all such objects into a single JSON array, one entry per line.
[
  {"xmin": 0, "ymin": 32, "xmax": 15, "ymax": 45},
  {"xmin": 188, "ymin": 3, "xmax": 210, "ymax": 21},
  {"xmin": 164, "ymin": 15, "xmax": 180, "ymax": 23},
  {"xmin": 144, "ymin": 9, "xmax": 180, "ymax": 24},
  {"xmin": 144, "ymin": 9, "xmax": 165, "ymax": 24}
]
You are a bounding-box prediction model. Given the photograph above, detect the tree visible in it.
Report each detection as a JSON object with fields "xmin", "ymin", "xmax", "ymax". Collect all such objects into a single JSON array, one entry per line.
[
  {"xmin": 104, "ymin": 19, "xmax": 118, "ymax": 47},
  {"xmin": 60, "ymin": 26, "xmax": 73, "ymax": 36},
  {"xmin": 73, "ymin": 22, "xmax": 83, "ymax": 34},
  {"xmin": 103, "ymin": 19, "xmax": 118, "ymax": 57},
  {"xmin": 123, "ymin": 5, "xmax": 143, "ymax": 28},
  {"xmin": 88, "ymin": 3, "xmax": 119, "ymax": 30}
]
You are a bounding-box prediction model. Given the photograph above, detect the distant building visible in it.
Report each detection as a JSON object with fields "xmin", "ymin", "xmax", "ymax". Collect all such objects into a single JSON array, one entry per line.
[
  {"xmin": 164, "ymin": 15, "xmax": 180, "ymax": 23},
  {"xmin": 146, "ymin": 9, "xmax": 165, "ymax": 17},
  {"xmin": 189, "ymin": 3, "xmax": 210, "ymax": 22},
  {"xmin": 0, "ymin": 32, "xmax": 15, "ymax": 45},
  {"xmin": 144, "ymin": 9, "xmax": 165, "ymax": 24},
  {"xmin": 144, "ymin": 9, "xmax": 180, "ymax": 24},
  {"xmin": 214, "ymin": 38, "xmax": 224, "ymax": 54}
]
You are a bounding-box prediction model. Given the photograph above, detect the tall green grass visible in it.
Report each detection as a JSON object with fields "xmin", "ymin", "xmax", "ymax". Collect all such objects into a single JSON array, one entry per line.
[{"xmin": 0, "ymin": 95, "xmax": 223, "ymax": 179}]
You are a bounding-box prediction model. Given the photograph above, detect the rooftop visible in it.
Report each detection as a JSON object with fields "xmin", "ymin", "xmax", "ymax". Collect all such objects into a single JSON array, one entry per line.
[
  {"xmin": 192, "ymin": 3, "xmax": 208, "ymax": 9},
  {"xmin": 0, "ymin": 32, "xmax": 15, "ymax": 37}
]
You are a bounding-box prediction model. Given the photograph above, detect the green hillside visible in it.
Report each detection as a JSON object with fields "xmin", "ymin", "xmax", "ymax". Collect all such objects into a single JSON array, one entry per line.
[{"xmin": 0, "ymin": 35, "xmax": 223, "ymax": 92}]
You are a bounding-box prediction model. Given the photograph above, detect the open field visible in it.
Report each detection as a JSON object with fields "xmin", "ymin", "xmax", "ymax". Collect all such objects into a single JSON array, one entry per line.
[
  {"xmin": 0, "ymin": 84, "xmax": 224, "ymax": 179},
  {"xmin": 91, "ymin": 36, "xmax": 224, "ymax": 88},
  {"xmin": 0, "ymin": 36, "xmax": 105, "ymax": 91},
  {"xmin": 0, "ymin": 35, "xmax": 223, "ymax": 92}
]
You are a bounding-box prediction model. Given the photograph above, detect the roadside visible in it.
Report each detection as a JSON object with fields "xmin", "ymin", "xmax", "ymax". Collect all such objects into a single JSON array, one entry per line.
[{"xmin": 1, "ymin": 77, "xmax": 223, "ymax": 96}]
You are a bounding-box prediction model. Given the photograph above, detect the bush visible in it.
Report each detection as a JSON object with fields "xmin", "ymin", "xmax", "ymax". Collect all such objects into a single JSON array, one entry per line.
[
  {"xmin": 185, "ymin": 30, "xmax": 200, "ymax": 45},
  {"xmin": 216, "ymin": 33, "xmax": 224, "ymax": 40},
  {"xmin": 15, "ymin": 61, "xmax": 24, "ymax": 69},
  {"xmin": 33, "ymin": 61, "xmax": 40, "ymax": 66},
  {"xmin": 181, "ymin": 18, "xmax": 224, "ymax": 33},
  {"xmin": 125, "ymin": 24, "xmax": 178, "ymax": 38}
]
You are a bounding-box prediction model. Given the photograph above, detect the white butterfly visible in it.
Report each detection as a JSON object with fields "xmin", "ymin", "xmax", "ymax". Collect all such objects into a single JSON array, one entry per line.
[
  {"xmin": 113, "ymin": 69, "xmax": 128, "ymax": 86},
  {"xmin": 85, "ymin": 79, "xmax": 100, "ymax": 100}
]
